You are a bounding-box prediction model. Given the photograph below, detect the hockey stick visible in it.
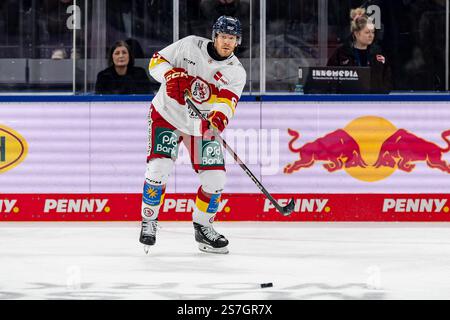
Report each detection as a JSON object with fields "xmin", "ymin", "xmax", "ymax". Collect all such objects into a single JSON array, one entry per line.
[{"xmin": 184, "ymin": 91, "xmax": 295, "ymax": 216}]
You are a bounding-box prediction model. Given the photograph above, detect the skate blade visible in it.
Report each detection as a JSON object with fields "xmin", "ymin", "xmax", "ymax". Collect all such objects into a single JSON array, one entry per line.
[{"xmin": 198, "ymin": 243, "xmax": 229, "ymax": 254}]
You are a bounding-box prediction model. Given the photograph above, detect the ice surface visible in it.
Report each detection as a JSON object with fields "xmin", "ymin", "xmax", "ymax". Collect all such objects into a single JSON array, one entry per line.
[{"xmin": 1, "ymin": 222, "xmax": 450, "ymax": 300}]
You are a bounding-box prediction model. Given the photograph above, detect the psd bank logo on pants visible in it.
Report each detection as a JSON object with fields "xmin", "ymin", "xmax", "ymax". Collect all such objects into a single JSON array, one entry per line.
[
  {"xmin": 0, "ymin": 125, "xmax": 28, "ymax": 174},
  {"xmin": 153, "ymin": 128, "xmax": 179, "ymax": 159},
  {"xmin": 200, "ymin": 140, "xmax": 224, "ymax": 167}
]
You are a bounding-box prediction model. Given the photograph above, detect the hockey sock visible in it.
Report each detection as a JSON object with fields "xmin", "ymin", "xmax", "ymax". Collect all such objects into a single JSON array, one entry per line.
[
  {"xmin": 192, "ymin": 187, "xmax": 221, "ymax": 226},
  {"xmin": 141, "ymin": 180, "xmax": 166, "ymax": 220}
]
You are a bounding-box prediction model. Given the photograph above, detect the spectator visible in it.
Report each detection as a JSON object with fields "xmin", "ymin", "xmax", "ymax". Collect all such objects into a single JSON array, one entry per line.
[
  {"xmin": 95, "ymin": 40, "xmax": 151, "ymax": 95},
  {"xmin": 51, "ymin": 48, "xmax": 67, "ymax": 60},
  {"xmin": 327, "ymin": 7, "xmax": 392, "ymax": 94}
]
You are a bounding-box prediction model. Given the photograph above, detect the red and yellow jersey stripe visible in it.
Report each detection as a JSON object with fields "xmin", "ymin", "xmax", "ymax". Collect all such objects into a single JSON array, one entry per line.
[
  {"xmin": 207, "ymin": 87, "xmax": 239, "ymax": 118},
  {"xmin": 148, "ymin": 52, "xmax": 170, "ymax": 71}
]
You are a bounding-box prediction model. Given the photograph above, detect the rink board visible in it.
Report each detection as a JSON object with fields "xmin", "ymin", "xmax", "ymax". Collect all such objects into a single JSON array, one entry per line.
[
  {"xmin": 0, "ymin": 100, "xmax": 449, "ymax": 221},
  {"xmin": 0, "ymin": 193, "xmax": 449, "ymax": 221}
]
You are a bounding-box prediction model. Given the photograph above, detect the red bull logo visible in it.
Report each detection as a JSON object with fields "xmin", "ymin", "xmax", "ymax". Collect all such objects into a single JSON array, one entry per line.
[
  {"xmin": 284, "ymin": 128, "xmax": 367, "ymax": 173},
  {"xmin": 284, "ymin": 116, "xmax": 450, "ymax": 182},
  {"xmin": 374, "ymin": 129, "xmax": 450, "ymax": 173}
]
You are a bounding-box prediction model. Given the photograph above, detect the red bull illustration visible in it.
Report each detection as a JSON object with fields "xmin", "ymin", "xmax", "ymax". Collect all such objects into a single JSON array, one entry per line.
[
  {"xmin": 284, "ymin": 116, "xmax": 450, "ymax": 181},
  {"xmin": 284, "ymin": 128, "xmax": 368, "ymax": 173},
  {"xmin": 374, "ymin": 129, "xmax": 450, "ymax": 173}
]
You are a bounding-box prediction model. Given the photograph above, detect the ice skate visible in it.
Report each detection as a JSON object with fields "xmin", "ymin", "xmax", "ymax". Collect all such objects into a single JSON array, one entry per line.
[
  {"xmin": 139, "ymin": 219, "xmax": 158, "ymax": 254},
  {"xmin": 193, "ymin": 222, "xmax": 229, "ymax": 254}
]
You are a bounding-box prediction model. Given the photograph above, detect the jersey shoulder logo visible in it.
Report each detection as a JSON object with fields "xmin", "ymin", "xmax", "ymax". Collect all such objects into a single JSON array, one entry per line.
[{"xmin": 190, "ymin": 77, "xmax": 211, "ymax": 104}]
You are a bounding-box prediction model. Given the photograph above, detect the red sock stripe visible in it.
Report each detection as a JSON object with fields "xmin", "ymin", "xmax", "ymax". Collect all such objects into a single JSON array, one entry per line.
[{"xmin": 196, "ymin": 187, "xmax": 211, "ymax": 203}]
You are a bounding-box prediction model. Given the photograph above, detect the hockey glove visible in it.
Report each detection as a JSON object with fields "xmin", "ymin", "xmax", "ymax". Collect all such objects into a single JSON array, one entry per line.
[
  {"xmin": 201, "ymin": 111, "xmax": 229, "ymax": 136},
  {"xmin": 164, "ymin": 68, "xmax": 192, "ymax": 105}
]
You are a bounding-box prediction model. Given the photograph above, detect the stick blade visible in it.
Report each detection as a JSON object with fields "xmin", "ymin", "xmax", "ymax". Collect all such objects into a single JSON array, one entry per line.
[{"xmin": 281, "ymin": 198, "xmax": 295, "ymax": 216}]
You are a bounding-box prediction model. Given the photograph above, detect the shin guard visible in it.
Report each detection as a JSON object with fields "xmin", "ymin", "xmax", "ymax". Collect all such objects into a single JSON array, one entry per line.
[{"xmin": 141, "ymin": 181, "xmax": 166, "ymax": 220}]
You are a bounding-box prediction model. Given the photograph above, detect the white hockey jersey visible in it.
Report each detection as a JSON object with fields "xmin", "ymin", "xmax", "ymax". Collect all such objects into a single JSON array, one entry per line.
[{"xmin": 148, "ymin": 35, "xmax": 246, "ymax": 136}]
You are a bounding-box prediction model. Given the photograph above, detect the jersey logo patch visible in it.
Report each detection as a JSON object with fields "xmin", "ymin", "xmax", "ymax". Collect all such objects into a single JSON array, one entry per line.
[
  {"xmin": 214, "ymin": 71, "xmax": 229, "ymax": 85},
  {"xmin": 191, "ymin": 77, "xmax": 211, "ymax": 104}
]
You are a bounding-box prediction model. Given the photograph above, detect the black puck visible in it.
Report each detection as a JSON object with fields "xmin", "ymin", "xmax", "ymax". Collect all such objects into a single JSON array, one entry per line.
[{"xmin": 260, "ymin": 282, "xmax": 273, "ymax": 288}]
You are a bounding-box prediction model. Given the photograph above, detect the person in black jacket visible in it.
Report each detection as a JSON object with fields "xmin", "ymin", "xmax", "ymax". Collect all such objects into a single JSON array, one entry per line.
[
  {"xmin": 95, "ymin": 40, "xmax": 151, "ymax": 94},
  {"xmin": 327, "ymin": 8, "xmax": 392, "ymax": 94}
]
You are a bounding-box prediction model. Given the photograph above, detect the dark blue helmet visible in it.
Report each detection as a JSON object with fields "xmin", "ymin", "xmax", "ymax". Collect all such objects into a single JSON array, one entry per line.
[{"xmin": 212, "ymin": 16, "xmax": 242, "ymax": 45}]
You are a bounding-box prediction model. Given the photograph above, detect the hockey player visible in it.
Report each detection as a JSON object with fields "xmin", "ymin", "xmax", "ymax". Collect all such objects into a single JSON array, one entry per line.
[{"xmin": 139, "ymin": 16, "xmax": 246, "ymax": 254}]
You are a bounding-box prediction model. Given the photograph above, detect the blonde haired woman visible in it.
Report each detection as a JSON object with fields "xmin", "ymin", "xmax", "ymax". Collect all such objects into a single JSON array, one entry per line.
[{"xmin": 327, "ymin": 8, "xmax": 392, "ymax": 93}]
